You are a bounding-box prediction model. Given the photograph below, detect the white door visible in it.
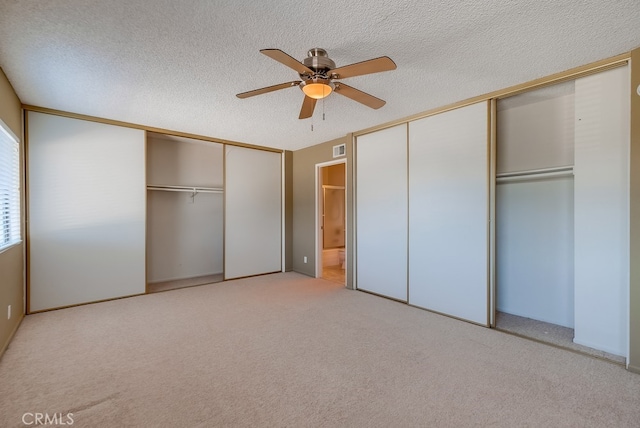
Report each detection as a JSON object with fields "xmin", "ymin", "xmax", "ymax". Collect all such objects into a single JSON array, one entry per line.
[
  {"xmin": 224, "ymin": 146, "xmax": 282, "ymax": 279},
  {"xmin": 573, "ymin": 66, "xmax": 629, "ymax": 357},
  {"xmin": 28, "ymin": 112, "xmax": 146, "ymax": 311},
  {"xmin": 356, "ymin": 124, "xmax": 408, "ymax": 301},
  {"xmin": 408, "ymin": 102, "xmax": 489, "ymax": 325}
]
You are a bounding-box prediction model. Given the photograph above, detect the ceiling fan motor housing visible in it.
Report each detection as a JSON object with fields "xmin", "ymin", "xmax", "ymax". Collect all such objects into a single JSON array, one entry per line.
[{"xmin": 301, "ymin": 48, "xmax": 335, "ymax": 79}]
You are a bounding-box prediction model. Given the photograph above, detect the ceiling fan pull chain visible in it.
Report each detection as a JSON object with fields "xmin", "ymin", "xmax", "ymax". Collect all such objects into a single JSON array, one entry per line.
[{"xmin": 322, "ymin": 96, "xmax": 325, "ymax": 121}]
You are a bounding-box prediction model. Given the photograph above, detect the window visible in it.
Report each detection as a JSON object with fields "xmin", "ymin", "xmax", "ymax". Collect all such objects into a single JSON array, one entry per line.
[{"xmin": 0, "ymin": 119, "xmax": 21, "ymax": 251}]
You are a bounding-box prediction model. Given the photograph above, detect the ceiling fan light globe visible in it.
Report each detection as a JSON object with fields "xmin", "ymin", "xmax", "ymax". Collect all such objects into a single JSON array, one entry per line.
[{"xmin": 302, "ymin": 82, "xmax": 333, "ymax": 99}]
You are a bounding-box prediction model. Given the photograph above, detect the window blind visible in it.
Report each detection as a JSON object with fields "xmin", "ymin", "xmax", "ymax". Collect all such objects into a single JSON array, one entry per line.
[{"xmin": 0, "ymin": 119, "xmax": 20, "ymax": 251}]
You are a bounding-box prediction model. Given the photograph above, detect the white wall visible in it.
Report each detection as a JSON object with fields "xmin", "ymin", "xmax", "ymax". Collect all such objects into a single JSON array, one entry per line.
[
  {"xmin": 28, "ymin": 112, "xmax": 146, "ymax": 311},
  {"xmin": 573, "ymin": 66, "xmax": 629, "ymax": 356}
]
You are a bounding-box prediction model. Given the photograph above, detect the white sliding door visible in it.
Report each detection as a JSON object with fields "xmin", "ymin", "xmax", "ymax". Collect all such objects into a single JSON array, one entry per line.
[
  {"xmin": 355, "ymin": 124, "xmax": 408, "ymax": 301},
  {"xmin": 574, "ymin": 66, "xmax": 629, "ymax": 356},
  {"xmin": 28, "ymin": 112, "xmax": 146, "ymax": 311},
  {"xmin": 225, "ymin": 146, "xmax": 281, "ymax": 279},
  {"xmin": 408, "ymin": 102, "xmax": 489, "ymax": 325}
]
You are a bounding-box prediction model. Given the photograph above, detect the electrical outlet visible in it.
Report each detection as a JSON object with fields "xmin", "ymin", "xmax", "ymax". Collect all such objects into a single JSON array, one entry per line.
[
  {"xmin": 7, "ymin": 305, "xmax": 10, "ymax": 320},
  {"xmin": 303, "ymin": 256, "xmax": 308, "ymax": 263}
]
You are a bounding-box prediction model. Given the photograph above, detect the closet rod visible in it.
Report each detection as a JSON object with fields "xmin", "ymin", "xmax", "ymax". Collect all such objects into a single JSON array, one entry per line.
[
  {"xmin": 496, "ymin": 166, "xmax": 574, "ymax": 183},
  {"xmin": 147, "ymin": 185, "xmax": 224, "ymax": 194}
]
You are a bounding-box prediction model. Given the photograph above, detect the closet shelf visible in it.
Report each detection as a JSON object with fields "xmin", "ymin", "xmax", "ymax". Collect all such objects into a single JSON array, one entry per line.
[{"xmin": 147, "ymin": 185, "xmax": 224, "ymax": 194}]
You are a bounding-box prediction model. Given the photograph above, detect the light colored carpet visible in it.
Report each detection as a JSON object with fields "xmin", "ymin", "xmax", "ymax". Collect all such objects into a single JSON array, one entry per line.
[
  {"xmin": 496, "ymin": 311, "xmax": 626, "ymax": 364},
  {"xmin": 1, "ymin": 272, "xmax": 639, "ymax": 427}
]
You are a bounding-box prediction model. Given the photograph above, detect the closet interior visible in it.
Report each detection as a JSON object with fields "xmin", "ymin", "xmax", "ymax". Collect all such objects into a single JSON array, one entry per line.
[
  {"xmin": 495, "ymin": 81, "xmax": 577, "ymax": 350},
  {"xmin": 146, "ymin": 132, "xmax": 224, "ymax": 293},
  {"xmin": 495, "ymin": 67, "xmax": 629, "ymax": 363}
]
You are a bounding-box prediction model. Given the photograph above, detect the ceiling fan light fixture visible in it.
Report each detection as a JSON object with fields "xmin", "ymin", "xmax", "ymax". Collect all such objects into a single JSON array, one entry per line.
[{"xmin": 301, "ymin": 80, "xmax": 334, "ymax": 99}]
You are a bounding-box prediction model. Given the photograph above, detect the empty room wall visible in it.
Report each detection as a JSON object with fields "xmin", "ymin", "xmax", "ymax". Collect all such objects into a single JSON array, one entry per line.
[{"xmin": 0, "ymin": 67, "xmax": 23, "ymax": 357}]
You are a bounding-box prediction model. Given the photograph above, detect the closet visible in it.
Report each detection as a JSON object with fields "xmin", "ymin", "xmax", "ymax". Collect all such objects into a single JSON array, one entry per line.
[
  {"xmin": 27, "ymin": 111, "xmax": 284, "ymax": 311},
  {"xmin": 146, "ymin": 133, "xmax": 224, "ymax": 292},
  {"xmin": 495, "ymin": 82, "xmax": 576, "ymax": 329},
  {"xmin": 496, "ymin": 66, "xmax": 629, "ymax": 358},
  {"xmin": 355, "ymin": 66, "xmax": 630, "ymax": 359}
]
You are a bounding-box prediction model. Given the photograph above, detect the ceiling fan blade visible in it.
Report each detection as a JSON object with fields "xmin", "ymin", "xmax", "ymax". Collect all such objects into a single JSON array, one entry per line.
[
  {"xmin": 333, "ymin": 83, "xmax": 386, "ymax": 109},
  {"xmin": 236, "ymin": 81, "xmax": 301, "ymax": 99},
  {"xmin": 329, "ymin": 56, "xmax": 396, "ymax": 79},
  {"xmin": 260, "ymin": 49, "xmax": 314, "ymax": 75},
  {"xmin": 299, "ymin": 96, "xmax": 317, "ymax": 119}
]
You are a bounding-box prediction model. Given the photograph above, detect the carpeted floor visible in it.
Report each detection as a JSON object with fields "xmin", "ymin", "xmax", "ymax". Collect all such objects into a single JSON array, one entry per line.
[
  {"xmin": 496, "ymin": 311, "xmax": 626, "ymax": 364},
  {"xmin": 1, "ymin": 272, "xmax": 639, "ymax": 427}
]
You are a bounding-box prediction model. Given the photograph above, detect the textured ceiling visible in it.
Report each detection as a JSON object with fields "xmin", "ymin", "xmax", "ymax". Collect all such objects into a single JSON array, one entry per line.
[{"xmin": 1, "ymin": 1, "xmax": 639, "ymax": 151}]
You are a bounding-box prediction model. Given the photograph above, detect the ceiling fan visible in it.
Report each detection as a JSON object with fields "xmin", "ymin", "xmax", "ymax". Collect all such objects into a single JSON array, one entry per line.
[{"xmin": 236, "ymin": 48, "xmax": 397, "ymax": 119}]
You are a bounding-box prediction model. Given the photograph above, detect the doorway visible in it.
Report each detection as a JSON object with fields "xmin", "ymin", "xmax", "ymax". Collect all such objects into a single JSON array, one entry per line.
[{"xmin": 316, "ymin": 160, "xmax": 346, "ymax": 285}]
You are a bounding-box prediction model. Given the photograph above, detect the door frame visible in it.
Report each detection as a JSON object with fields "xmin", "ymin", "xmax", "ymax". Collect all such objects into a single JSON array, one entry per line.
[{"xmin": 315, "ymin": 159, "xmax": 347, "ymax": 280}]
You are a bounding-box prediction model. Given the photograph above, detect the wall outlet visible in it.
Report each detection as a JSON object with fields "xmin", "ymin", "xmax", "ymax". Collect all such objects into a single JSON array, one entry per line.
[
  {"xmin": 303, "ymin": 256, "xmax": 308, "ymax": 263},
  {"xmin": 7, "ymin": 305, "xmax": 10, "ymax": 320}
]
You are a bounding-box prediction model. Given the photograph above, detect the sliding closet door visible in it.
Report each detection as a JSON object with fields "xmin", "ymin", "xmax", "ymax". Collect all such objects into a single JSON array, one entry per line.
[
  {"xmin": 224, "ymin": 146, "xmax": 281, "ymax": 279},
  {"xmin": 356, "ymin": 124, "xmax": 407, "ymax": 301},
  {"xmin": 28, "ymin": 112, "xmax": 146, "ymax": 311},
  {"xmin": 574, "ymin": 66, "xmax": 629, "ymax": 356},
  {"xmin": 408, "ymin": 102, "xmax": 489, "ymax": 325}
]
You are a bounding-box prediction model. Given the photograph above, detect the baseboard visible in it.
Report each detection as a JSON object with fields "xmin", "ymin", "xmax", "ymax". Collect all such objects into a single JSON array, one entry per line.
[
  {"xmin": 0, "ymin": 313, "xmax": 24, "ymax": 361},
  {"xmin": 627, "ymin": 363, "xmax": 640, "ymax": 374},
  {"xmin": 291, "ymin": 269, "xmax": 315, "ymax": 278}
]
